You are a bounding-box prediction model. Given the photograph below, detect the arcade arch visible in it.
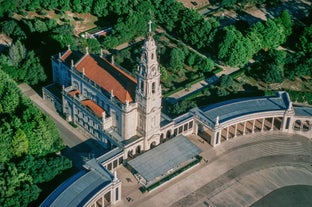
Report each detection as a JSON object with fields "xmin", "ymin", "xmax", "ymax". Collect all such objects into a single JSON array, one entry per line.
[
  {"xmin": 293, "ymin": 119, "xmax": 312, "ymax": 132},
  {"xmin": 150, "ymin": 141, "xmax": 157, "ymax": 149},
  {"xmin": 197, "ymin": 116, "xmax": 284, "ymax": 146}
]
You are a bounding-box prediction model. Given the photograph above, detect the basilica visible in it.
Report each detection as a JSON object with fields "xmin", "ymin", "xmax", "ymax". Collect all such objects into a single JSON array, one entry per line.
[{"xmin": 42, "ymin": 22, "xmax": 312, "ymax": 207}]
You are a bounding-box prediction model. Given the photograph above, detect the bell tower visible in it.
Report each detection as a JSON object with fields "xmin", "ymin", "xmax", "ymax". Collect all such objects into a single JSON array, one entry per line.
[{"xmin": 136, "ymin": 21, "xmax": 162, "ymax": 149}]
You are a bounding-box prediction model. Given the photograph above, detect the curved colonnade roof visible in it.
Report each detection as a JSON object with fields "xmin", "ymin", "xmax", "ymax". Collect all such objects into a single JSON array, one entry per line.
[
  {"xmin": 192, "ymin": 92, "xmax": 291, "ymax": 127},
  {"xmin": 294, "ymin": 106, "xmax": 312, "ymax": 117},
  {"xmin": 41, "ymin": 159, "xmax": 113, "ymax": 207}
]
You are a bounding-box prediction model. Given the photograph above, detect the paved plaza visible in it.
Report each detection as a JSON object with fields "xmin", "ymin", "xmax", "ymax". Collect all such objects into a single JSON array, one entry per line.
[{"xmin": 116, "ymin": 132, "xmax": 312, "ymax": 207}]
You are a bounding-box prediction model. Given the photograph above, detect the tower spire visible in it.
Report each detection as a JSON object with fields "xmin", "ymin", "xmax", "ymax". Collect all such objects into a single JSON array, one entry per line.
[{"xmin": 148, "ymin": 20, "xmax": 152, "ymax": 33}]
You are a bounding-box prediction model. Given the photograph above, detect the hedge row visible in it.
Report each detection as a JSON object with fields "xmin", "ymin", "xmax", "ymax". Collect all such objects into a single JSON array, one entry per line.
[{"xmin": 163, "ymin": 76, "xmax": 205, "ymax": 97}]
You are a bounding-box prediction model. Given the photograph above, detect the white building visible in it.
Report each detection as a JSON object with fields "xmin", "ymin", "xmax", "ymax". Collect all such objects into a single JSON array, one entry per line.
[
  {"xmin": 42, "ymin": 22, "xmax": 312, "ymax": 207},
  {"xmin": 44, "ymin": 23, "xmax": 168, "ymax": 161}
]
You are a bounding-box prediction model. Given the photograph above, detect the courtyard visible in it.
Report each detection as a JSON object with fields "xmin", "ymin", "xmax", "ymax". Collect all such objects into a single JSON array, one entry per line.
[{"xmin": 115, "ymin": 132, "xmax": 312, "ymax": 207}]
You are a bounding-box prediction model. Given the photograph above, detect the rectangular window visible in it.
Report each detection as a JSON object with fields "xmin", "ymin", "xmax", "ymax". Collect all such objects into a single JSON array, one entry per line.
[
  {"xmin": 113, "ymin": 160, "xmax": 118, "ymax": 168},
  {"xmin": 179, "ymin": 126, "xmax": 183, "ymax": 134},
  {"xmin": 189, "ymin": 121, "xmax": 193, "ymax": 129},
  {"xmin": 184, "ymin": 123, "xmax": 188, "ymax": 131},
  {"xmin": 119, "ymin": 157, "xmax": 123, "ymax": 165},
  {"xmin": 286, "ymin": 117, "xmax": 290, "ymax": 129},
  {"xmin": 115, "ymin": 188, "xmax": 119, "ymax": 201},
  {"xmin": 152, "ymin": 82, "xmax": 155, "ymax": 94},
  {"xmin": 108, "ymin": 163, "xmax": 112, "ymax": 170},
  {"xmin": 174, "ymin": 128, "xmax": 178, "ymax": 136}
]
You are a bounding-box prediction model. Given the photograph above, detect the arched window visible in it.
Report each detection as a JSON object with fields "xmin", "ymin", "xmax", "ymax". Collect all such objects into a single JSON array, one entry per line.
[
  {"xmin": 151, "ymin": 53, "xmax": 154, "ymax": 60},
  {"xmin": 152, "ymin": 82, "xmax": 155, "ymax": 94}
]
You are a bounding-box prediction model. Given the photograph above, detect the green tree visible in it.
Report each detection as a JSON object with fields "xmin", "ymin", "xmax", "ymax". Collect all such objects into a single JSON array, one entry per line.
[
  {"xmin": 92, "ymin": 0, "xmax": 108, "ymax": 17},
  {"xmin": 219, "ymin": 74, "xmax": 234, "ymax": 88},
  {"xmin": 73, "ymin": 0, "xmax": 82, "ymax": 13},
  {"xmin": 160, "ymin": 66, "xmax": 168, "ymax": 81},
  {"xmin": 156, "ymin": 0, "xmax": 184, "ymax": 32},
  {"xmin": 11, "ymin": 129, "xmax": 28, "ymax": 157},
  {"xmin": 198, "ymin": 58, "xmax": 214, "ymax": 72},
  {"xmin": 0, "ymin": 122, "xmax": 13, "ymax": 162},
  {"xmin": 169, "ymin": 99, "xmax": 197, "ymax": 116},
  {"xmin": 0, "ymin": 163, "xmax": 41, "ymax": 207},
  {"xmin": 265, "ymin": 50, "xmax": 286, "ymax": 83},
  {"xmin": 0, "ymin": 20, "xmax": 26, "ymax": 40},
  {"xmin": 33, "ymin": 19, "xmax": 48, "ymax": 32},
  {"xmin": 298, "ymin": 24, "xmax": 312, "ymax": 54},
  {"xmin": 81, "ymin": 0, "xmax": 93, "ymax": 13},
  {"xmin": 21, "ymin": 51, "xmax": 47, "ymax": 85},
  {"xmin": 51, "ymin": 24, "xmax": 76, "ymax": 49},
  {"xmin": 222, "ymin": 0, "xmax": 237, "ymax": 8},
  {"xmin": 0, "ymin": 1, "xmax": 17, "ymax": 17},
  {"xmin": 8, "ymin": 40, "xmax": 27, "ymax": 66},
  {"xmin": 168, "ymin": 48, "xmax": 185, "ymax": 71},
  {"xmin": 218, "ymin": 26, "xmax": 253, "ymax": 66},
  {"xmin": 186, "ymin": 53, "xmax": 196, "ymax": 66},
  {"xmin": 59, "ymin": 0, "xmax": 71, "ymax": 11}
]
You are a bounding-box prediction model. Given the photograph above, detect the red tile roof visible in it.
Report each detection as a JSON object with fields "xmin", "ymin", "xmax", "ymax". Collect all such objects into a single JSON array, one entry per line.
[
  {"xmin": 61, "ymin": 50, "xmax": 72, "ymax": 61},
  {"xmin": 73, "ymin": 54, "xmax": 137, "ymax": 104},
  {"xmin": 68, "ymin": 89, "xmax": 79, "ymax": 97},
  {"xmin": 81, "ymin": 99, "xmax": 105, "ymax": 118}
]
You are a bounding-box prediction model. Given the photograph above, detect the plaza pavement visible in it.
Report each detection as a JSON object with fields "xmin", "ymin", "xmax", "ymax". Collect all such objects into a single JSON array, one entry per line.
[{"xmin": 116, "ymin": 132, "xmax": 312, "ymax": 207}]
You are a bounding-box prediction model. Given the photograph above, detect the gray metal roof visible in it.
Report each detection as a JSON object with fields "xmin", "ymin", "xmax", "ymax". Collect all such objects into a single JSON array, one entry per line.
[
  {"xmin": 173, "ymin": 112, "xmax": 193, "ymax": 124},
  {"xmin": 41, "ymin": 160, "xmax": 113, "ymax": 207},
  {"xmin": 294, "ymin": 106, "xmax": 312, "ymax": 117},
  {"xmin": 193, "ymin": 92, "xmax": 290, "ymax": 127},
  {"xmin": 128, "ymin": 135, "xmax": 201, "ymax": 182},
  {"xmin": 97, "ymin": 147, "xmax": 123, "ymax": 163}
]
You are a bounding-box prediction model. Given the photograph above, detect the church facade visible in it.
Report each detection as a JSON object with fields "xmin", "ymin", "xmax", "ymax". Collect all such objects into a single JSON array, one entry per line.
[{"xmin": 44, "ymin": 26, "xmax": 196, "ymax": 160}]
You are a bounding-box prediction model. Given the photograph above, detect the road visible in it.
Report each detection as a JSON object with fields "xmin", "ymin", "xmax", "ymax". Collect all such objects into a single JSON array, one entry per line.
[{"xmin": 19, "ymin": 83, "xmax": 89, "ymax": 147}]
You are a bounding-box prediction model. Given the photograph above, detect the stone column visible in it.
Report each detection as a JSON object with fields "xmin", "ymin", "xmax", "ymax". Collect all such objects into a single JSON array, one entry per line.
[
  {"xmin": 271, "ymin": 117, "xmax": 275, "ymax": 131},
  {"xmin": 226, "ymin": 127, "xmax": 229, "ymax": 140},
  {"xmin": 243, "ymin": 121, "xmax": 246, "ymax": 135},
  {"xmin": 300, "ymin": 120, "xmax": 304, "ymax": 131},
  {"xmin": 194, "ymin": 122, "xmax": 198, "ymax": 135},
  {"xmin": 252, "ymin": 119, "xmax": 255, "ymax": 133},
  {"xmin": 261, "ymin": 118, "xmax": 265, "ymax": 132},
  {"xmin": 234, "ymin": 124, "xmax": 237, "ymax": 137},
  {"xmin": 211, "ymin": 129, "xmax": 221, "ymax": 146},
  {"xmin": 102, "ymin": 195, "xmax": 105, "ymax": 207}
]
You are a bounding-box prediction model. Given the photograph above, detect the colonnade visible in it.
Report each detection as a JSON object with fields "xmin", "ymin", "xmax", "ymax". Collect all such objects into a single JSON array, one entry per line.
[
  {"xmin": 87, "ymin": 180, "xmax": 121, "ymax": 207},
  {"xmin": 201, "ymin": 116, "xmax": 284, "ymax": 146}
]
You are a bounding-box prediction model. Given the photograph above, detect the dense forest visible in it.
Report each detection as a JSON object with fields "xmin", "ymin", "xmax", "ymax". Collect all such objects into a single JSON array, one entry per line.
[{"xmin": 0, "ymin": 70, "xmax": 71, "ymax": 207}]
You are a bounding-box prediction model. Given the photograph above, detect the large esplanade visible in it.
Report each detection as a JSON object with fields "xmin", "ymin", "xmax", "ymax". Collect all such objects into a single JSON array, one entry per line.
[{"xmin": 190, "ymin": 91, "xmax": 312, "ymax": 146}]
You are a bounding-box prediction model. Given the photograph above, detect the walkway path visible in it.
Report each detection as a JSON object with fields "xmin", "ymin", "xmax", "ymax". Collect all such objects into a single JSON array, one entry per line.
[
  {"xmin": 116, "ymin": 132, "xmax": 312, "ymax": 207},
  {"xmin": 167, "ymin": 65, "xmax": 239, "ymax": 104}
]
